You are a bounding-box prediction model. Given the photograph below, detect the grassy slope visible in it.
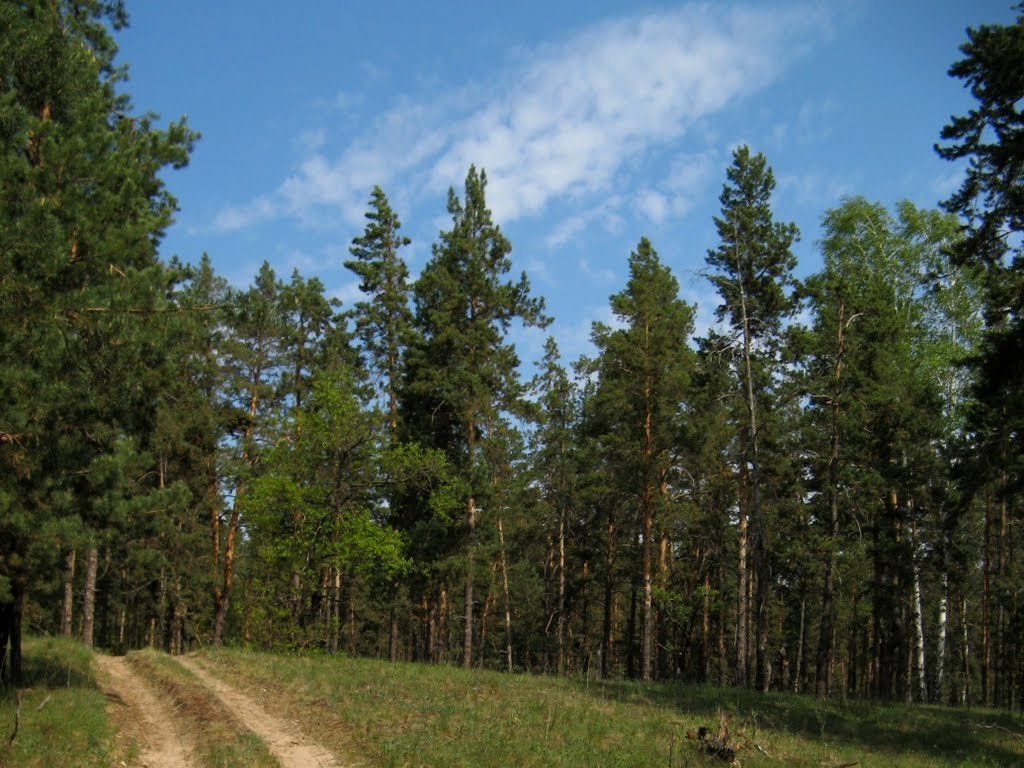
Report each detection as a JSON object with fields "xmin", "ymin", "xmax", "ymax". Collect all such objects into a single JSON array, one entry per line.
[
  {"xmin": 198, "ymin": 648, "xmax": 1024, "ymax": 768},
  {"xmin": 0, "ymin": 637, "xmax": 113, "ymax": 768}
]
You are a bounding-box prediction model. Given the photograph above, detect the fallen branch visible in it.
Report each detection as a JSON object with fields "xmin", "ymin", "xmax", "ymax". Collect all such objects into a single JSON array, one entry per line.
[
  {"xmin": 36, "ymin": 694, "xmax": 52, "ymax": 712},
  {"xmin": 973, "ymin": 723, "xmax": 1024, "ymax": 747},
  {"xmin": 756, "ymin": 743, "xmax": 774, "ymax": 758},
  {"xmin": 7, "ymin": 690, "xmax": 21, "ymax": 747}
]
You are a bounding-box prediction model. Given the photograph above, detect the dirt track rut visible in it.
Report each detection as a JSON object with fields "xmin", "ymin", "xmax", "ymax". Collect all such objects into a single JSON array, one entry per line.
[
  {"xmin": 96, "ymin": 655, "xmax": 193, "ymax": 768},
  {"xmin": 177, "ymin": 655, "xmax": 340, "ymax": 768}
]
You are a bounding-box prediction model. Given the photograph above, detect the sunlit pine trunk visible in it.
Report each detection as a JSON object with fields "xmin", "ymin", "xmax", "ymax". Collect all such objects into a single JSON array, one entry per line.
[
  {"xmin": 557, "ymin": 500, "xmax": 567, "ymax": 675},
  {"xmin": 214, "ymin": 382, "xmax": 259, "ymax": 646},
  {"xmin": 735, "ymin": 465, "xmax": 749, "ymax": 688},
  {"xmin": 498, "ymin": 517, "xmax": 513, "ymax": 672},
  {"xmin": 463, "ymin": 417, "xmax": 477, "ymax": 669},
  {"xmin": 982, "ymin": 488, "xmax": 992, "ymax": 705},
  {"xmin": 81, "ymin": 547, "xmax": 98, "ymax": 648},
  {"xmin": 639, "ymin": 317, "xmax": 655, "ymax": 682},
  {"xmin": 816, "ymin": 301, "xmax": 847, "ymax": 698},
  {"xmin": 61, "ymin": 549, "xmax": 76, "ymax": 638},
  {"xmin": 602, "ymin": 504, "xmax": 615, "ymax": 679},
  {"xmin": 734, "ymin": 263, "xmax": 771, "ymax": 692}
]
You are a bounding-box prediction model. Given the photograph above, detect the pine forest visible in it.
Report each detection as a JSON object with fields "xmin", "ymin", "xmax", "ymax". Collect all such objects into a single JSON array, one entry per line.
[{"xmin": 3, "ymin": 1, "xmax": 1024, "ymax": 714}]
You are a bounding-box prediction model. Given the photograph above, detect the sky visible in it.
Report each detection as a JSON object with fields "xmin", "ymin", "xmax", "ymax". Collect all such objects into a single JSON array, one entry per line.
[{"xmin": 116, "ymin": 0, "xmax": 1018, "ymax": 371}]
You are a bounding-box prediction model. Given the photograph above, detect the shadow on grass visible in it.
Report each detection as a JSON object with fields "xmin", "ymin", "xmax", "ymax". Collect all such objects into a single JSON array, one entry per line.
[
  {"xmin": 567, "ymin": 676, "xmax": 1024, "ymax": 766},
  {"xmin": 0, "ymin": 638, "xmax": 96, "ymax": 698}
]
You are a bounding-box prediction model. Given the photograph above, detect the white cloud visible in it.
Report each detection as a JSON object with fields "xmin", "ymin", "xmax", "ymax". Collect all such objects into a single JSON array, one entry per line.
[
  {"xmin": 294, "ymin": 128, "xmax": 326, "ymax": 153},
  {"xmin": 212, "ymin": 3, "xmax": 829, "ymax": 234},
  {"xmin": 778, "ymin": 170, "xmax": 853, "ymax": 208},
  {"xmin": 636, "ymin": 152, "xmax": 716, "ymax": 223},
  {"xmin": 544, "ymin": 195, "xmax": 625, "ymax": 248},
  {"xmin": 932, "ymin": 169, "xmax": 963, "ymax": 200},
  {"xmin": 579, "ymin": 257, "xmax": 616, "ymax": 285},
  {"xmin": 637, "ymin": 190, "xmax": 669, "ymax": 223},
  {"xmin": 211, "ymin": 195, "xmax": 277, "ymax": 232}
]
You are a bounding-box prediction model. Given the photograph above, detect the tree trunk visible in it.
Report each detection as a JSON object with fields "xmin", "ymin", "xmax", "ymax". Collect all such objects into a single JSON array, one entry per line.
[
  {"xmin": 937, "ymin": 570, "xmax": 948, "ymax": 701},
  {"xmin": 389, "ymin": 585, "xmax": 400, "ymax": 662},
  {"xmin": 498, "ymin": 517, "xmax": 513, "ymax": 673},
  {"xmin": 912, "ymin": 524, "xmax": 927, "ymax": 703},
  {"xmin": 795, "ymin": 597, "xmax": 806, "ymax": 693},
  {"xmin": 640, "ymin": 322, "xmax": 655, "ymax": 683},
  {"xmin": 702, "ymin": 571, "xmax": 712, "ymax": 683},
  {"xmin": 602, "ymin": 504, "xmax": 615, "ymax": 679},
  {"xmin": 736, "ymin": 279, "xmax": 770, "ymax": 692},
  {"xmin": 982, "ymin": 488, "xmax": 992, "ymax": 706},
  {"xmin": 61, "ymin": 549, "xmax": 76, "ymax": 638},
  {"xmin": 9, "ymin": 589, "xmax": 23, "ymax": 686},
  {"xmin": 82, "ymin": 547, "xmax": 99, "ymax": 648},
  {"xmin": 960, "ymin": 594, "xmax": 970, "ymax": 706},
  {"xmin": 640, "ymin": 481, "xmax": 653, "ymax": 681},
  {"xmin": 213, "ymin": 500, "xmax": 240, "ymax": 646},
  {"xmin": 463, "ymin": 418, "xmax": 477, "ymax": 670},
  {"xmin": 736, "ymin": 467, "xmax": 749, "ymax": 688},
  {"xmin": 557, "ymin": 503, "xmax": 567, "ymax": 676},
  {"xmin": 816, "ymin": 308, "xmax": 845, "ymax": 697},
  {"xmin": 330, "ymin": 569, "xmax": 341, "ymax": 654},
  {"xmin": 0, "ymin": 587, "xmax": 24, "ymax": 685}
]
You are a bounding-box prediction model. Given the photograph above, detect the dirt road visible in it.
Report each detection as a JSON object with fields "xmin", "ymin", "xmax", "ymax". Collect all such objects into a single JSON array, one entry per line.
[
  {"xmin": 176, "ymin": 655, "xmax": 340, "ymax": 768},
  {"xmin": 95, "ymin": 655, "xmax": 194, "ymax": 768}
]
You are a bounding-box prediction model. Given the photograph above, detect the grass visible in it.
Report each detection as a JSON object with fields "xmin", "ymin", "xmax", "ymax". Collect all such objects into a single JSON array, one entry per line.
[
  {"xmin": 125, "ymin": 648, "xmax": 279, "ymax": 768},
  {"xmin": 0, "ymin": 636, "xmax": 114, "ymax": 768},
  {"xmin": 197, "ymin": 647, "xmax": 1024, "ymax": 768}
]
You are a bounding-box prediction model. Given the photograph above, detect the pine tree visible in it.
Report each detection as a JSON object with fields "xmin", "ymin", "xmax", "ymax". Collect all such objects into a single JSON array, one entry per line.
[
  {"xmin": 213, "ymin": 262, "xmax": 286, "ymax": 645},
  {"xmin": 589, "ymin": 238, "xmax": 695, "ymax": 680},
  {"xmin": 706, "ymin": 146, "xmax": 799, "ymax": 691},
  {"xmin": 406, "ymin": 165, "xmax": 549, "ymax": 668},
  {"xmin": 530, "ymin": 338, "xmax": 579, "ymax": 674},
  {"xmin": 937, "ymin": 9, "xmax": 1024, "ymax": 707},
  {"xmin": 0, "ymin": 0, "xmax": 194, "ymax": 681},
  {"xmin": 345, "ymin": 186, "xmax": 415, "ymax": 431}
]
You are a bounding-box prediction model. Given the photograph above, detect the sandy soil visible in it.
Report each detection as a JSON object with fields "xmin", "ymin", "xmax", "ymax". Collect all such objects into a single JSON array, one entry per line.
[
  {"xmin": 177, "ymin": 655, "xmax": 340, "ymax": 768},
  {"xmin": 95, "ymin": 655, "xmax": 194, "ymax": 768}
]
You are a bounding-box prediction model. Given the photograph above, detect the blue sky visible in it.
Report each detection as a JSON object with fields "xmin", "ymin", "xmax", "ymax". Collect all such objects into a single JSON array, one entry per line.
[{"xmin": 117, "ymin": 1, "xmax": 1016, "ymax": 369}]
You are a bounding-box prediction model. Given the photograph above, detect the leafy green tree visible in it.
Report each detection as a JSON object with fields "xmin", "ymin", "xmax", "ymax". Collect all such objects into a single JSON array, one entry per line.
[
  {"xmin": 243, "ymin": 372, "xmax": 412, "ymax": 647},
  {"xmin": 706, "ymin": 146, "xmax": 799, "ymax": 691},
  {"xmin": 406, "ymin": 165, "xmax": 549, "ymax": 668},
  {"xmin": 804, "ymin": 197, "xmax": 970, "ymax": 701}
]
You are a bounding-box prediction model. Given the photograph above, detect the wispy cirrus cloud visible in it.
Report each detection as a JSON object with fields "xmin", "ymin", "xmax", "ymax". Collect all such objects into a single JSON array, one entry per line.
[{"xmin": 211, "ymin": 3, "xmax": 831, "ymax": 234}]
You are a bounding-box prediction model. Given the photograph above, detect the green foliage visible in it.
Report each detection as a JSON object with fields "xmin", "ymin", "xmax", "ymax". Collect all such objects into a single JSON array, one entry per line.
[
  {"xmin": 245, "ymin": 372, "xmax": 410, "ymax": 583},
  {"xmin": 0, "ymin": 0, "xmax": 195, "ymax": 678},
  {"xmin": 346, "ymin": 186, "xmax": 415, "ymax": 425}
]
